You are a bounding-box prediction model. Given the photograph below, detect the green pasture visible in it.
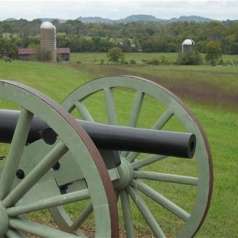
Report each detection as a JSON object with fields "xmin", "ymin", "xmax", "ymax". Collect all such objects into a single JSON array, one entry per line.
[
  {"xmin": 71, "ymin": 52, "xmax": 238, "ymax": 65},
  {"xmin": 71, "ymin": 52, "xmax": 178, "ymax": 64},
  {"xmin": 0, "ymin": 59, "xmax": 237, "ymax": 237}
]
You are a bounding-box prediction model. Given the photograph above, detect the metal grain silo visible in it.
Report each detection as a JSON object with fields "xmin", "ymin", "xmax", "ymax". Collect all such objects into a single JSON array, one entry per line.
[
  {"xmin": 40, "ymin": 22, "xmax": 57, "ymax": 62},
  {"xmin": 182, "ymin": 39, "xmax": 195, "ymax": 53}
]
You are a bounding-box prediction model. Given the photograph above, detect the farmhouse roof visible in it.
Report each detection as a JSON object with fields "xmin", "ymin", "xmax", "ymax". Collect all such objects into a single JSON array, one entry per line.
[
  {"xmin": 18, "ymin": 48, "xmax": 37, "ymax": 55},
  {"xmin": 18, "ymin": 48, "xmax": 71, "ymax": 55},
  {"xmin": 57, "ymin": 48, "xmax": 71, "ymax": 54}
]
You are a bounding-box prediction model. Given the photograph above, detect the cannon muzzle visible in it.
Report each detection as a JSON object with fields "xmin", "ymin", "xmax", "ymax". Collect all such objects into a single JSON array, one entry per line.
[{"xmin": 0, "ymin": 110, "xmax": 196, "ymax": 158}]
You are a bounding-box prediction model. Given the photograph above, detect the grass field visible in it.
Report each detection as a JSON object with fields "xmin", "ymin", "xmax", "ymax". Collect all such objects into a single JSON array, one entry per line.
[
  {"xmin": 71, "ymin": 52, "xmax": 238, "ymax": 65},
  {"xmin": 0, "ymin": 57, "xmax": 237, "ymax": 237}
]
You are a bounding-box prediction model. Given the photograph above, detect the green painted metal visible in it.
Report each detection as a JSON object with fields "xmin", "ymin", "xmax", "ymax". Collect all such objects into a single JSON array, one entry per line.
[
  {"xmin": 75, "ymin": 101, "xmax": 94, "ymax": 122},
  {"xmin": 0, "ymin": 202, "xmax": 8, "ymax": 235},
  {"xmin": 134, "ymin": 171, "xmax": 198, "ymax": 185},
  {"xmin": 3, "ymin": 142, "xmax": 68, "ymax": 208},
  {"xmin": 71, "ymin": 204, "xmax": 93, "ymax": 230},
  {"xmin": 8, "ymin": 189, "xmax": 89, "ymax": 216},
  {"xmin": 57, "ymin": 76, "xmax": 213, "ymax": 238},
  {"xmin": 131, "ymin": 154, "xmax": 167, "ymax": 169},
  {"xmin": 104, "ymin": 88, "xmax": 117, "ymax": 124},
  {"xmin": 129, "ymin": 91, "xmax": 144, "ymax": 127},
  {"xmin": 6, "ymin": 230, "xmax": 25, "ymax": 238},
  {"xmin": 114, "ymin": 158, "xmax": 133, "ymax": 190},
  {"xmin": 132, "ymin": 180, "xmax": 190, "ymax": 221},
  {"xmin": 9, "ymin": 219, "xmax": 79, "ymax": 238},
  {"xmin": 120, "ymin": 190, "xmax": 135, "ymax": 237},
  {"xmin": 0, "ymin": 109, "xmax": 33, "ymax": 200},
  {"xmin": 13, "ymin": 139, "xmax": 64, "ymax": 205},
  {"xmin": 128, "ymin": 186, "xmax": 166, "ymax": 238},
  {"xmin": 0, "ymin": 80, "xmax": 118, "ymax": 238}
]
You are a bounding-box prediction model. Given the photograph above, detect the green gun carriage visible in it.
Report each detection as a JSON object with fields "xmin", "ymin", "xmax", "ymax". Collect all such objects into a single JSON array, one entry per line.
[{"xmin": 0, "ymin": 76, "xmax": 213, "ymax": 238}]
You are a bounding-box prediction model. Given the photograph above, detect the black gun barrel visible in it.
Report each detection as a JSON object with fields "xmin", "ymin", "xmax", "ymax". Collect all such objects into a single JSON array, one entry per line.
[{"xmin": 0, "ymin": 110, "xmax": 196, "ymax": 158}]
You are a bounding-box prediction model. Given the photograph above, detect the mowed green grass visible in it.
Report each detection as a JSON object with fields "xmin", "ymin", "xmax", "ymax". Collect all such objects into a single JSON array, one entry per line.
[
  {"xmin": 0, "ymin": 59, "xmax": 237, "ymax": 237},
  {"xmin": 0, "ymin": 60, "xmax": 93, "ymax": 101}
]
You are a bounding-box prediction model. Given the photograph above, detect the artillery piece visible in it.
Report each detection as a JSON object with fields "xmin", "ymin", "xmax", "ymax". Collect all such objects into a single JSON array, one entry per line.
[{"xmin": 0, "ymin": 77, "xmax": 213, "ymax": 238}]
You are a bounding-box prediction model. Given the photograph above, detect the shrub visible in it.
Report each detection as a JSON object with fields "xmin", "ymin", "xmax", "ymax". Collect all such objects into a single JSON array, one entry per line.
[
  {"xmin": 146, "ymin": 58, "xmax": 160, "ymax": 65},
  {"xmin": 129, "ymin": 59, "xmax": 137, "ymax": 64},
  {"xmin": 233, "ymin": 60, "xmax": 238, "ymax": 66},
  {"xmin": 205, "ymin": 41, "xmax": 223, "ymax": 66},
  {"xmin": 107, "ymin": 47, "xmax": 124, "ymax": 63},
  {"xmin": 142, "ymin": 59, "xmax": 147, "ymax": 64},
  {"xmin": 177, "ymin": 51, "xmax": 203, "ymax": 65},
  {"xmin": 160, "ymin": 56, "xmax": 169, "ymax": 65}
]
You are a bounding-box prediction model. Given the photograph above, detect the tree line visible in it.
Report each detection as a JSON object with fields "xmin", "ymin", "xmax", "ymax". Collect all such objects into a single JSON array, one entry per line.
[{"xmin": 0, "ymin": 19, "xmax": 238, "ymax": 57}]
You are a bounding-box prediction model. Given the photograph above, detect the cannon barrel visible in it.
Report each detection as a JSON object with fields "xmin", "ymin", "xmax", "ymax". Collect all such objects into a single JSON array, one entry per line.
[{"xmin": 0, "ymin": 110, "xmax": 196, "ymax": 158}]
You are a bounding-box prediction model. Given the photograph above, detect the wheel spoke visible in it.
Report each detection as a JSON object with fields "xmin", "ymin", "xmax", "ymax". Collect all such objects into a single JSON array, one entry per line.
[
  {"xmin": 133, "ymin": 181, "xmax": 190, "ymax": 221},
  {"xmin": 134, "ymin": 171, "xmax": 198, "ymax": 186},
  {"xmin": 126, "ymin": 151, "xmax": 140, "ymax": 163},
  {"xmin": 121, "ymin": 91, "xmax": 145, "ymax": 158},
  {"xmin": 120, "ymin": 190, "xmax": 135, "ymax": 237},
  {"xmin": 128, "ymin": 186, "xmax": 166, "ymax": 238},
  {"xmin": 0, "ymin": 109, "xmax": 33, "ymax": 199},
  {"xmin": 153, "ymin": 108, "xmax": 174, "ymax": 130},
  {"xmin": 3, "ymin": 141, "xmax": 68, "ymax": 207},
  {"xmin": 104, "ymin": 88, "xmax": 117, "ymax": 124},
  {"xmin": 75, "ymin": 101, "xmax": 94, "ymax": 121},
  {"xmin": 7, "ymin": 189, "xmax": 89, "ymax": 216},
  {"xmin": 129, "ymin": 91, "xmax": 144, "ymax": 127},
  {"xmin": 132, "ymin": 155, "xmax": 167, "ymax": 169},
  {"xmin": 6, "ymin": 230, "xmax": 25, "ymax": 238},
  {"xmin": 71, "ymin": 203, "xmax": 93, "ymax": 230},
  {"xmin": 9, "ymin": 219, "xmax": 80, "ymax": 238}
]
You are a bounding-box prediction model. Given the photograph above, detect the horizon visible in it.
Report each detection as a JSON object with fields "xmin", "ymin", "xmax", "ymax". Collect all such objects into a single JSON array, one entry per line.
[
  {"xmin": 1, "ymin": 14, "xmax": 233, "ymax": 22},
  {"xmin": 0, "ymin": 0, "xmax": 238, "ymax": 21}
]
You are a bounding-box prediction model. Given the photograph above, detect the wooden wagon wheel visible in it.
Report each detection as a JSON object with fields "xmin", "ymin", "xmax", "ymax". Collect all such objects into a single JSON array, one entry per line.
[
  {"xmin": 0, "ymin": 80, "xmax": 118, "ymax": 238},
  {"xmin": 52, "ymin": 76, "xmax": 213, "ymax": 238}
]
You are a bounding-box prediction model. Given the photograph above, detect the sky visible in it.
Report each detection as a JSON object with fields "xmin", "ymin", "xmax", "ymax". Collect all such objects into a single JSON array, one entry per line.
[{"xmin": 0, "ymin": 0, "xmax": 237, "ymax": 20}]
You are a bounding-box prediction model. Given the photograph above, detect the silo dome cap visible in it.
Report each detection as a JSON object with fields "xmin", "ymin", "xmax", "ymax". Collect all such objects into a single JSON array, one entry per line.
[
  {"xmin": 40, "ymin": 21, "xmax": 56, "ymax": 29},
  {"xmin": 182, "ymin": 39, "xmax": 195, "ymax": 46}
]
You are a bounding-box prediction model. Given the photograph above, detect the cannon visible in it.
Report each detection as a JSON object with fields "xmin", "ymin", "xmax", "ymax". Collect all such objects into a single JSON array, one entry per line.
[
  {"xmin": 0, "ymin": 110, "xmax": 196, "ymax": 158},
  {"xmin": 0, "ymin": 77, "xmax": 213, "ymax": 238}
]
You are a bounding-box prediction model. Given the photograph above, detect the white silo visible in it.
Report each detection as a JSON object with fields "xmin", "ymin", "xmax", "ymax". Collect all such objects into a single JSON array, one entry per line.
[
  {"xmin": 182, "ymin": 39, "xmax": 195, "ymax": 53},
  {"xmin": 40, "ymin": 22, "xmax": 57, "ymax": 62}
]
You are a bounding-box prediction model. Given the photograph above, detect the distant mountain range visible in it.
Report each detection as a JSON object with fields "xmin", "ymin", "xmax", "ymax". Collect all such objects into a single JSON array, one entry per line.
[
  {"xmin": 169, "ymin": 16, "xmax": 211, "ymax": 23},
  {"xmin": 77, "ymin": 15, "xmax": 212, "ymax": 23},
  {"xmin": 3, "ymin": 15, "xmax": 215, "ymax": 23}
]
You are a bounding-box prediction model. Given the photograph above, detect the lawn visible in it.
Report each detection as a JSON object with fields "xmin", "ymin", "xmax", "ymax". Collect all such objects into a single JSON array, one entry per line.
[{"xmin": 0, "ymin": 59, "xmax": 237, "ymax": 237}]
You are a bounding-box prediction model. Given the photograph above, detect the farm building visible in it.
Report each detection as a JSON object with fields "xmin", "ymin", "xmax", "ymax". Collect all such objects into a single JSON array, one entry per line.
[
  {"xmin": 40, "ymin": 22, "xmax": 57, "ymax": 62},
  {"xmin": 18, "ymin": 21, "xmax": 71, "ymax": 62},
  {"xmin": 18, "ymin": 47, "xmax": 71, "ymax": 61},
  {"xmin": 182, "ymin": 39, "xmax": 195, "ymax": 53},
  {"xmin": 57, "ymin": 48, "xmax": 71, "ymax": 61},
  {"xmin": 18, "ymin": 48, "xmax": 37, "ymax": 60}
]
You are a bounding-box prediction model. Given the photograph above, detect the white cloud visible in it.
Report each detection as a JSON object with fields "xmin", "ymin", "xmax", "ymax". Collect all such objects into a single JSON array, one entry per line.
[{"xmin": 0, "ymin": 0, "xmax": 237, "ymax": 20}]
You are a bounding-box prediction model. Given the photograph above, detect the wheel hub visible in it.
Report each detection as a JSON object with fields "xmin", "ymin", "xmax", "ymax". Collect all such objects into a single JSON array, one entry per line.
[
  {"xmin": 114, "ymin": 158, "xmax": 134, "ymax": 190},
  {"xmin": 0, "ymin": 202, "xmax": 9, "ymax": 235}
]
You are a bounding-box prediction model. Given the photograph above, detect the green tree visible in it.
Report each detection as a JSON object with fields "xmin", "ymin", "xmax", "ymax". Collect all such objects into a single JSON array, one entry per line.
[
  {"xmin": 0, "ymin": 37, "xmax": 18, "ymax": 59},
  {"xmin": 205, "ymin": 41, "xmax": 223, "ymax": 66},
  {"xmin": 177, "ymin": 51, "xmax": 203, "ymax": 65},
  {"xmin": 107, "ymin": 47, "xmax": 124, "ymax": 63}
]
